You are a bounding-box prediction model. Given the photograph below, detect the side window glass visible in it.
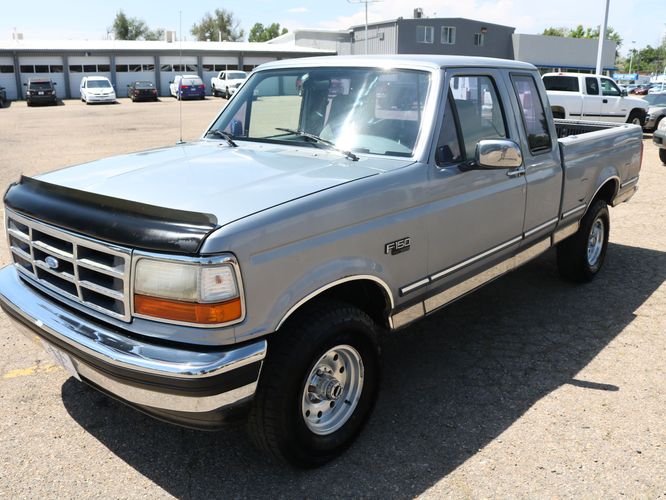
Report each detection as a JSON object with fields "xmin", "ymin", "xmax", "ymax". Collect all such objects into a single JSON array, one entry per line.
[
  {"xmin": 511, "ymin": 74, "xmax": 551, "ymax": 154},
  {"xmin": 601, "ymin": 78, "xmax": 620, "ymax": 97},
  {"xmin": 436, "ymin": 93, "xmax": 463, "ymax": 166},
  {"xmin": 585, "ymin": 77, "xmax": 599, "ymax": 95},
  {"xmin": 449, "ymin": 75, "xmax": 507, "ymax": 160}
]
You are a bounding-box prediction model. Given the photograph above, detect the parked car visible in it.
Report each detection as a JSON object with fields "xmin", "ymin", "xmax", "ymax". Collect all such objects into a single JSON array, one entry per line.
[
  {"xmin": 0, "ymin": 85, "xmax": 5, "ymax": 107},
  {"xmin": 648, "ymin": 82, "xmax": 666, "ymax": 94},
  {"xmin": 632, "ymin": 84, "xmax": 651, "ymax": 95},
  {"xmin": 127, "ymin": 80, "xmax": 158, "ymax": 102},
  {"xmin": 169, "ymin": 74, "xmax": 205, "ymax": 100},
  {"xmin": 543, "ymin": 72, "xmax": 648, "ymax": 125},
  {"xmin": 211, "ymin": 70, "xmax": 247, "ymax": 98},
  {"xmin": 0, "ymin": 55, "xmax": 643, "ymax": 467},
  {"xmin": 654, "ymin": 116, "xmax": 666, "ymax": 164},
  {"xmin": 24, "ymin": 78, "xmax": 58, "ymax": 106},
  {"xmin": 643, "ymin": 92, "xmax": 666, "ymax": 131},
  {"xmin": 80, "ymin": 76, "xmax": 116, "ymax": 104}
]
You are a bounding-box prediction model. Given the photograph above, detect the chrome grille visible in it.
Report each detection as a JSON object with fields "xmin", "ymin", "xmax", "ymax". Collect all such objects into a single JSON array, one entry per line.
[{"xmin": 6, "ymin": 210, "xmax": 132, "ymax": 321}]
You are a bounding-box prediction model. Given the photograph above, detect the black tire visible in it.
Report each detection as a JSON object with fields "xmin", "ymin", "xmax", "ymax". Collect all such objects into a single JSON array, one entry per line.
[
  {"xmin": 627, "ymin": 110, "xmax": 644, "ymax": 127},
  {"xmin": 247, "ymin": 301, "xmax": 381, "ymax": 467},
  {"xmin": 557, "ymin": 199, "xmax": 610, "ymax": 283},
  {"xmin": 212, "ymin": 86, "xmax": 218, "ymax": 97},
  {"xmin": 659, "ymin": 148, "xmax": 666, "ymax": 165},
  {"xmin": 225, "ymin": 87, "xmax": 231, "ymax": 99},
  {"xmin": 552, "ymin": 109, "xmax": 565, "ymax": 119}
]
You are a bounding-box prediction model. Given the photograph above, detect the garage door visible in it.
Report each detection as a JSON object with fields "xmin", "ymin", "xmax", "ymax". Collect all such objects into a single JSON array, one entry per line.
[
  {"xmin": 68, "ymin": 56, "xmax": 111, "ymax": 98},
  {"xmin": 202, "ymin": 56, "xmax": 239, "ymax": 96},
  {"xmin": 0, "ymin": 56, "xmax": 17, "ymax": 100},
  {"xmin": 19, "ymin": 56, "xmax": 66, "ymax": 99},
  {"xmin": 160, "ymin": 56, "xmax": 198, "ymax": 97},
  {"xmin": 115, "ymin": 56, "xmax": 156, "ymax": 97}
]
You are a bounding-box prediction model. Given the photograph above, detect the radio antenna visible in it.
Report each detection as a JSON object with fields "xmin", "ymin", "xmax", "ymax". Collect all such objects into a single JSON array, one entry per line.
[{"xmin": 177, "ymin": 10, "xmax": 184, "ymax": 144}]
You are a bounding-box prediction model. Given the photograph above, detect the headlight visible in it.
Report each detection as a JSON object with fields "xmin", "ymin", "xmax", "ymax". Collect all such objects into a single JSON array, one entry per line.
[
  {"xmin": 133, "ymin": 257, "xmax": 243, "ymax": 326},
  {"xmin": 659, "ymin": 117, "xmax": 666, "ymax": 131}
]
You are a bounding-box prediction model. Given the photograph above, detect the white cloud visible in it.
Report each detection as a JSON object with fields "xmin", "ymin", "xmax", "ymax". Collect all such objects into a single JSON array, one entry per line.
[{"xmin": 287, "ymin": 7, "xmax": 309, "ymax": 13}]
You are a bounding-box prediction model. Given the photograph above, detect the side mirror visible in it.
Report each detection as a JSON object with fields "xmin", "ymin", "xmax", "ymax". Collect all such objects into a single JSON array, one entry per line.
[
  {"xmin": 476, "ymin": 139, "xmax": 523, "ymax": 169},
  {"xmin": 621, "ymin": 89, "xmax": 628, "ymax": 97}
]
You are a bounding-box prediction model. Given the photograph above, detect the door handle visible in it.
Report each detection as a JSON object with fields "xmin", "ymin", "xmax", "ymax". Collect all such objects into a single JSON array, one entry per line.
[
  {"xmin": 506, "ymin": 166, "xmax": 526, "ymax": 178},
  {"xmin": 603, "ymin": 99, "xmax": 608, "ymax": 103}
]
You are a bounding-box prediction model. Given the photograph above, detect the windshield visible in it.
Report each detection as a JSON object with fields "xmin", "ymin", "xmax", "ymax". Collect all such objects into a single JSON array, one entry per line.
[
  {"xmin": 209, "ymin": 67, "xmax": 431, "ymax": 157},
  {"xmin": 29, "ymin": 81, "xmax": 53, "ymax": 90},
  {"xmin": 645, "ymin": 94, "xmax": 666, "ymax": 106},
  {"xmin": 87, "ymin": 80, "xmax": 111, "ymax": 88},
  {"xmin": 228, "ymin": 72, "xmax": 247, "ymax": 80}
]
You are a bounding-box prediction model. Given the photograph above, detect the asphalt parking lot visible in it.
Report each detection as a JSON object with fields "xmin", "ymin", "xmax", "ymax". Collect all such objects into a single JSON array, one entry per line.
[{"xmin": 0, "ymin": 98, "xmax": 664, "ymax": 498}]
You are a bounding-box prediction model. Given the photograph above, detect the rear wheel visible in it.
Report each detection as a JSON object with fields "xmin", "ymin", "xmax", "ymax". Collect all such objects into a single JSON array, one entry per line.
[
  {"xmin": 557, "ymin": 199, "xmax": 610, "ymax": 283},
  {"xmin": 659, "ymin": 148, "xmax": 666, "ymax": 165},
  {"xmin": 225, "ymin": 86, "xmax": 231, "ymax": 99},
  {"xmin": 247, "ymin": 301, "xmax": 380, "ymax": 467}
]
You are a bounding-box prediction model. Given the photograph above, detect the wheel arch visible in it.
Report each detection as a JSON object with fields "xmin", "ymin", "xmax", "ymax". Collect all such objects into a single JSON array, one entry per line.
[
  {"xmin": 587, "ymin": 175, "xmax": 620, "ymax": 213},
  {"xmin": 551, "ymin": 105, "xmax": 566, "ymax": 119},
  {"xmin": 276, "ymin": 276, "xmax": 395, "ymax": 332}
]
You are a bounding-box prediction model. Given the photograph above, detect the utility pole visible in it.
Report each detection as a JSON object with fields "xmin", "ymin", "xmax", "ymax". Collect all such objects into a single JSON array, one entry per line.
[
  {"xmin": 347, "ymin": 0, "xmax": 382, "ymax": 54},
  {"xmin": 628, "ymin": 40, "xmax": 636, "ymax": 76},
  {"xmin": 595, "ymin": 0, "xmax": 610, "ymax": 75}
]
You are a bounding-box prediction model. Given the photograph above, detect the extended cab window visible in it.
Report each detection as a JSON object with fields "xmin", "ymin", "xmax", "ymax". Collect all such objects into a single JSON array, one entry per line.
[
  {"xmin": 585, "ymin": 77, "xmax": 600, "ymax": 95},
  {"xmin": 511, "ymin": 74, "xmax": 551, "ymax": 154},
  {"xmin": 600, "ymin": 78, "xmax": 621, "ymax": 97},
  {"xmin": 449, "ymin": 75, "xmax": 507, "ymax": 160},
  {"xmin": 543, "ymin": 76, "xmax": 579, "ymax": 92}
]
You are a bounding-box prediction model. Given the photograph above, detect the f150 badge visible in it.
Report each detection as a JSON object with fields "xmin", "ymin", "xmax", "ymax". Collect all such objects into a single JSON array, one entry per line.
[{"xmin": 385, "ymin": 237, "xmax": 411, "ymax": 255}]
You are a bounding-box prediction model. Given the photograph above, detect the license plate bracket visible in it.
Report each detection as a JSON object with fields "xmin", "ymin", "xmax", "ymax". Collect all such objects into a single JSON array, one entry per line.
[{"xmin": 41, "ymin": 340, "xmax": 81, "ymax": 381}]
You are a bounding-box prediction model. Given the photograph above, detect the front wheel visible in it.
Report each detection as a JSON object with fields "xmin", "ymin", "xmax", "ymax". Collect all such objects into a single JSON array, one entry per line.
[
  {"xmin": 557, "ymin": 199, "xmax": 610, "ymax": 282},
  {"xmin": 225, "ymin": 87, "xmax": 231, "ymax": 99},
  {"xmin": 627, "ymin": 110, "xmax": 644, "ymax": 126},
  {"xmin": 659, "ymin": 148, "xmax": 666, "ymax": 165},
  {"xmin": 247, "ymin": 301, "xmax": 380, "ymax": 467}
]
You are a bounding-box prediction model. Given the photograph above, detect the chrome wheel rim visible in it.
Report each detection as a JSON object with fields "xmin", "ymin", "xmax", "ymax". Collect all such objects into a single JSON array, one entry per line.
[
  {"xmin": 587, "ymin": 218, "xmax": 605, "ymax": 266},
  {"xmin": 301, "ymin": 344, "xmax": 364, "ymax": 435}
]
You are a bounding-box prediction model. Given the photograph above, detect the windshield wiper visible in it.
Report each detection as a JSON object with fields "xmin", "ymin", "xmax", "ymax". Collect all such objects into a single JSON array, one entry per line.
[
  {"xmin": 275, "ymin": 127, "xmax": 359, "ymax": 161},
  {"xmin": 205, "ymin": 129, "xmax": 238, "ymax": 148}
]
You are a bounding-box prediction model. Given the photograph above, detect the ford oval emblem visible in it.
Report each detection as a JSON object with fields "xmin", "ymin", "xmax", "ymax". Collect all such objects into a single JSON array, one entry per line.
[{"xmin": 45, "ymin": 256, "xmax": 59, "ymax": 270}]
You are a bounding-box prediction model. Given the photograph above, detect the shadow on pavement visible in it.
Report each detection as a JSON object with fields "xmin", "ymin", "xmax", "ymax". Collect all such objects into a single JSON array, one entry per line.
[{"xmin": 61, "ymin": 242, "xmax": 666, "ymax": 498}]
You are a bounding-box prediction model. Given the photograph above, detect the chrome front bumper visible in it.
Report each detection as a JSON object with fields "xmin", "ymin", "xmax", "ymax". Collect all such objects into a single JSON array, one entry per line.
[{"xmin": 0, "ymin": 266, "xmax": 266, "ymax": 425}]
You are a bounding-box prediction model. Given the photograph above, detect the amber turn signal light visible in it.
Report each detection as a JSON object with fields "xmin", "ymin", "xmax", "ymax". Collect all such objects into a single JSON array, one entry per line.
[{"xmin": 134, "ymin": 294, "xmax": 242, "ymax": 324}]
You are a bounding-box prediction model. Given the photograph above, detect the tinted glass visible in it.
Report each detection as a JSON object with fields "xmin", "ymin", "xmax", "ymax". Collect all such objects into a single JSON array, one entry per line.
[
  {"xmin": 83, "ymin": 64, "xmax": 96, "ymax": 72},
  {"xmin": 511, "ymin": 74, "xmax": 551, "ymax": 153},
  {"xmin": 143, "ymin": 64, "xmax": 154, "ymax": 71},
  {"xmin": 449, "ymin": 75, "xmax": 507, "ymax": 159},
  {"xmin": 34, "ymin": 65, "xmax": 49, "ymax": 73},
  {"xmin": 98, "ymin": 64, "xmax": 110, "ymax": 72},
  {"xmin": 542, "ymin": 76, "xmax": 579, "ymax": 92},
  {"xmin": 29, "ymin": 81, "xmax": 53, "ymax": 89},
  {"xmin": 129, "ymin": 64, "xmax": 141, "ymax": 72},
  {"xmin": 585, "ymin": 77, "xmax": 599, "ymax": 95},
  {"xmin": 20, "ymin": 65, "xmax": 34, "ymax": 73},
  {"xmin": 160, "ymin": 64, "xmax": 172, "ymax": 71},
  {"xmin": 0, "ymin": 65, "xmax": 15, "ymax": 73},
  {"xmin": 116, "ymin": 65, "xmax": 129, "ymax": 72},
  {"xmin": 436, "ymin": 94, "xmax": 463, "ymax": 165},
  {"xmin": 50, "ymin": 65, "xmax": 63, "ymax": 73}
]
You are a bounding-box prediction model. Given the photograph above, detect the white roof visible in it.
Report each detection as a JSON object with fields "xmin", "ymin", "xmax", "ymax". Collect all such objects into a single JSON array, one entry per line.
[{"xmin": 0, "ymin": 39, "xmax": 334, "ymax": 54}]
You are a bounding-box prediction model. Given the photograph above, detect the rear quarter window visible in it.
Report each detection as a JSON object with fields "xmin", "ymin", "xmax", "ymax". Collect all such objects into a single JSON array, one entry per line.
[{"xmin": 543, "ymin": 76, "xmax": 579, "ymax": 92}]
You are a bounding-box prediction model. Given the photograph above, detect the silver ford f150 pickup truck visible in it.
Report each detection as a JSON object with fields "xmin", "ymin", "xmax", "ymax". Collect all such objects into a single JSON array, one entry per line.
[{"xmin": 0, "ymin": 55, "xmax": 642, "ymax": 467}]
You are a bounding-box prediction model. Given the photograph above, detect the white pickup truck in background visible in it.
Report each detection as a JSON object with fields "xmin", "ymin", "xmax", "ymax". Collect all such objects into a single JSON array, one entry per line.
[
  {"xmin": 543, "ymin": 72, "xmax": 649, "ymax": 126},
  {"xmin": 210, "ymin": 70, "xmax": 247, "ymax": 99}
]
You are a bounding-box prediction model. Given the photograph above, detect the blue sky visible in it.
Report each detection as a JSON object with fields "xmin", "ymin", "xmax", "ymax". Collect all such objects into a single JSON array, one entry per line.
[{"xmin": 1, "ymin": 0, "xmax": 664, "ymax": 56}]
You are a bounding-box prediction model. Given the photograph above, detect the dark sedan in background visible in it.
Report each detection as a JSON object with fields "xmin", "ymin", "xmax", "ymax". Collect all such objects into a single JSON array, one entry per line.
[{"xmin": 127, "ymin": 81, "xmax": 158, "ymax": 102}]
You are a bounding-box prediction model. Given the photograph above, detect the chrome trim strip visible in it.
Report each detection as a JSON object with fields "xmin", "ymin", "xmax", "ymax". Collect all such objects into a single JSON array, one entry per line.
[
  {"xmin": 612, "ymin": 185, "xmax": 638, "ymax": 206},
  {"xmin": 620, "ymin": 176, "xmax": 639, "ymax": 189},
  {"xmin": 425, "ymin": 238, "xmax": 550, "ymax": 313},
  {"xmin": 391, "ymin": 302, "xmax": 425, "ymax": 329},
  {"xmin": 276, "ymin": 274, "xmax": 395, "ymax": 330},
  {"xmin": 400, "ymin": 277, "xmax": 430, "ymax": 295},
  {"xmin": 552, "ymin": 222, "xmax": 580, "ymax": 245},
  {"xmin": 561, "ymin": 204, "xmax": 586, "ymax": 220},
  {"xmin": 430, "ymin": 235, "xmax": 523, "ymax": 282},
  {"xmin": 131, "ymin": 251, "xmax": 247, "ymax": 329},
  {"xmin": 0, "ymin": 266, "xmax": 266, "ymax": 379},
  {"xmin": 524, "ymin": 218, "xmax": 558, "ymax": 238}
]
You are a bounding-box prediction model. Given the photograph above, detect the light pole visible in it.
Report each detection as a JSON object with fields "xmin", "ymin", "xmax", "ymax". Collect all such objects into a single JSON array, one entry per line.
[
  {"xmin": 347, "ymin": 0, "xmax": 382, "ymax": 54},
  {"xmin": 628, "ymin": 40, "xmax": 636, "ymax": 77},
  {"xmin": 595, "ymin": 0, "xmax": 610, "ymax": 75}
]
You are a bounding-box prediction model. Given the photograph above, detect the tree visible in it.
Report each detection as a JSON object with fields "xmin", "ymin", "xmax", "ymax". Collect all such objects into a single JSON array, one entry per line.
[
  {"xmin": 248, "ymin": 23, "xmax": 288, "ymax": 42},
  {"xmin": 111, "ymin": 10, "xmax": 150, "ymax": 41},
  {"xmin": 542, "ymin": 24, "xmax": 622, "ymax": 48},
  {"xmin": 144, "ymin": 28, "xmax": 165, "ymax": 42},
  {"xmin": 191, "ymin": 9, "xmax": 244, "ymax": 42}
]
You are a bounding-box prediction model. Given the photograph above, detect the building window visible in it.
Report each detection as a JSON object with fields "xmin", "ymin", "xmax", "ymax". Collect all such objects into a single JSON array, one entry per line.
[
  {"xmin": 0, "ymin": 65, "xmax": 14, "ymax": 73},
  {"xmin": 160, "ymin": 64, "xmax": 172, "ymax": 72},
  {"xmin": 69, "ymin": 65, "xmax": 83, "ymax": 73},
  {"xmin": 143, "ymin": 64, "xmax": 155, "ymax": 71},
  {"xmin": 441, "ymin": 26, "xmax": 456, "ymax": 44},
  {"xmin": 474, "ymin": 33, "xmax": 485, "ymax": 46},
  {"xmin": 34, "ymin": 65, "xmax": 49, "ymax": 73},
  {"xmin": 416, "ymin": 25, "xmax": 434, "ymax": 44},
  {"xmin": 19, "ymin": 65, "xmax": 34, "ymax": 73},
  {"xmin": 50, "ymin": 65, "xmax": 63, "ymax": 73},
  {"xmin": 98, "ymin": 64, "xmax": 110, "ymax": 72}
]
